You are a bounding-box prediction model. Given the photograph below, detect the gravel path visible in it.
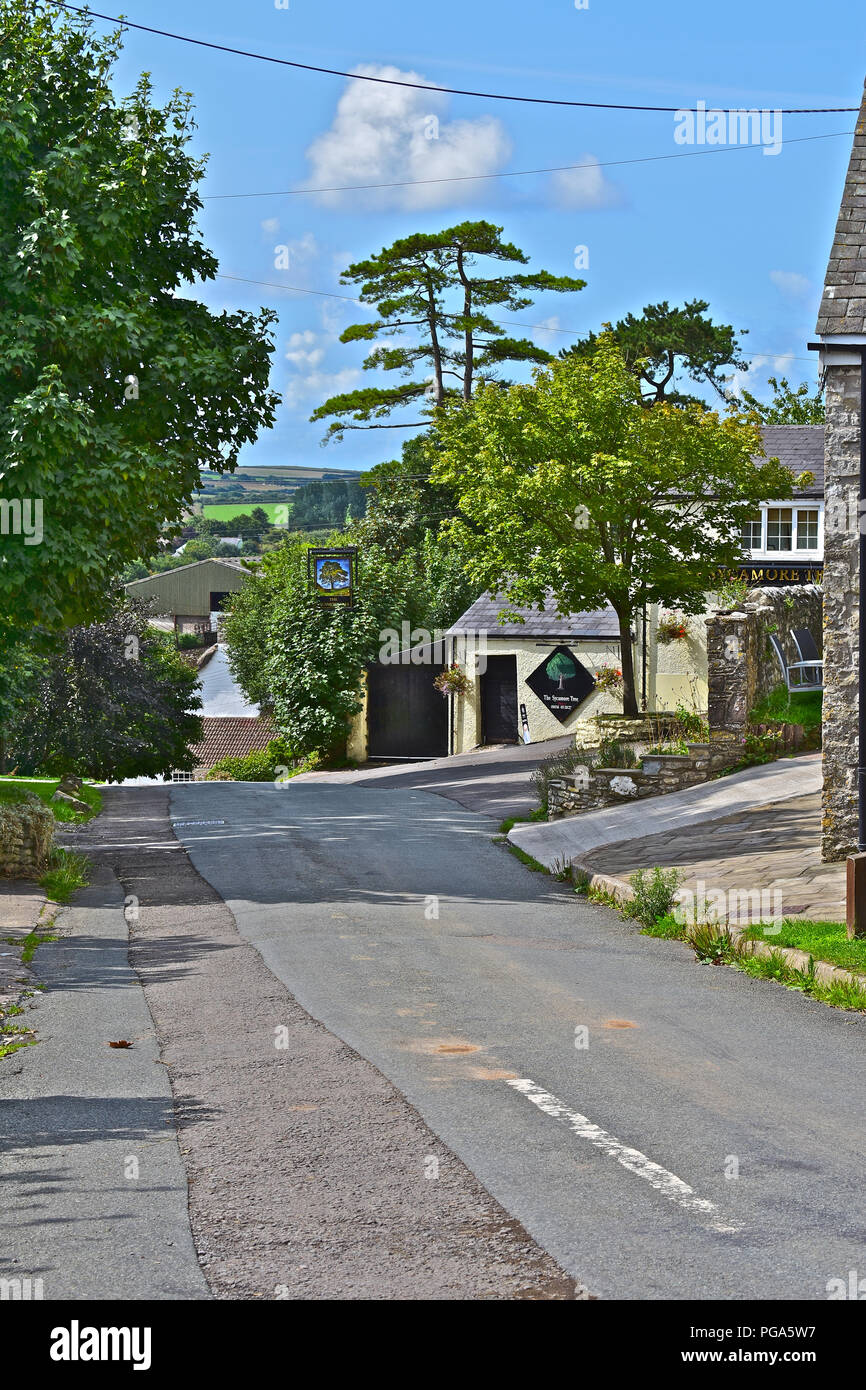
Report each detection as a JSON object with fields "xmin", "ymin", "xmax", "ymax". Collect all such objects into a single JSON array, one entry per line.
[{"xmin": 74, "ymin": 788, "xmax": 580, "ymax": 1300}]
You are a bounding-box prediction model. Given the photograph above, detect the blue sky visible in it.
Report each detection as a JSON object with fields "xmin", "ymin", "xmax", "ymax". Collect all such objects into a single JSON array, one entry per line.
[{"xmin": 100, "ymin": 0, "xmax": 865, "ymax": 472}]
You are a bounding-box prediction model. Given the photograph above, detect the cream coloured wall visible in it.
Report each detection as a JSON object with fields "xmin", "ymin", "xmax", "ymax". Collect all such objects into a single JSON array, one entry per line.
[{"xmin": 450, "ymin": 633, "xmax": 625, "ymax": 752}]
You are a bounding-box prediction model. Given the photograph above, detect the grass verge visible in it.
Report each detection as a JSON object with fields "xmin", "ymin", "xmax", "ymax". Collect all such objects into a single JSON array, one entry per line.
[
  {"xmin": 740, "ymin": 919, "xmax": 865, "ymax": 975},
  {"xmin": 39, "ymin": 848, "xmax": 90, "ymax": 903},
  {"xmin": 0, "ymin": 777, "xmax": 102, "ymax": 823}
]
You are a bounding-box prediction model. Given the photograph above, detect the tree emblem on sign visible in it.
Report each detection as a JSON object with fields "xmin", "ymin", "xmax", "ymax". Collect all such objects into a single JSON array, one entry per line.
[
  {"xmin": 546, "ymin": 650, "xmax": 576, "ymax": 690},
  {"xmin": 318, "ymin": 559, "xmax": 349, "ymax": 590}
]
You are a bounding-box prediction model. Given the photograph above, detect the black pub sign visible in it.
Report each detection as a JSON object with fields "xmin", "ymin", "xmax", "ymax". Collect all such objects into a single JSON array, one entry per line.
[
  {"xmin": 731, "ymin": 563, "xmax": 823, "ymax": 587},
  {"xmin": 524, "ymin": 645, "xmax": 596, "ymax": 724},
  {"xmin": 307, "ymin": 547, "xmax": 358, "ymax": 608}
]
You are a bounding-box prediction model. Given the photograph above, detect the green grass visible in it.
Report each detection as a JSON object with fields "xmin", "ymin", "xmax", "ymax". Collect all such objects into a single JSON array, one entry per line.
[
  {"xmin": 740, "ymin": 919, "xmax": 866, "ymax": 975},
  {"xmin": 750, "ymin": 683, "xmax": 822, "ymax": 733},
  {"xmin": 39, "ymin": 848, "xmax": 90, "ymax": 903},
  {"xmin": 0, "ymin": 777, "xmax": 101, "ymax": 823},
  {"xmin": 3, "ymin": 929, "xmax": 59, "ymax": 964},
  {"xmin": 201, "ymin": 502, "xmax": 291, "ymax": 522},
  {"xmin": 498, "ymin": 808, "xmax": 547, "ymax": 835},
  {"xmin": 503, "ymin": 842, "xmax": 548, "ymax": 873}
]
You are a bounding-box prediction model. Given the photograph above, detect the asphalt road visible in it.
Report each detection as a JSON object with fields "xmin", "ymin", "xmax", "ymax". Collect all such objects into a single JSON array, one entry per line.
[{"xmin": 170, "ymin": 778, "xmax": 866, "ymax": 1301}]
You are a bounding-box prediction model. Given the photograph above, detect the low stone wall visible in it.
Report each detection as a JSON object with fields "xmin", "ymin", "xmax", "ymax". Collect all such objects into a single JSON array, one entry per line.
[
  {"xmin": 548, "ymin": 738, "xmax": 741, "ymax": 817},
  {"xmin": 0, "ymin": 794, "xmax": 55, "ymax": 877},
  {"xmin": 706, "ymin": 585, "xmax": 822, "ymax": 734}
]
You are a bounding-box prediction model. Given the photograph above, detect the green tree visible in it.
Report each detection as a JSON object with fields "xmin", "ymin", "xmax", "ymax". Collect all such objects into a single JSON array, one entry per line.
[
  {"xmin": 9, "ymin": 598, "xmax": 202, "ymax": 780},
  {"xmin": 311, "ymin": 222, "xmax": 585, "ymax": 440},
  {"xmin": 223, "ymin": 539, "xmax": 429, "ymax": 757},
  {"xmin": 431, "ymin": 336, "xmax": 797, "ymax": 715},
  {"xmin": 739, "ymin": 375, "xmax": 824, "ymax": 424},
  {"xmin": 356, "ymin": 433, "xmax": 458, "ymax": 561},
  {"xmin": 0, "ymin": 2, "xmax": 279, "ymax": 651},
  {"xmin": 561, "ymin": 300, "xmax": 747, "ymax": 406},
  {"xmin": 546, "ymin": 651, "xmax": 576, "ymax": 690}
]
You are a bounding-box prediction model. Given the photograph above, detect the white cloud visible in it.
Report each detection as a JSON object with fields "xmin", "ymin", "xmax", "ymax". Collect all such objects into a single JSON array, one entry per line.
[
  {"xmin": 532, "ymin": 315, "xmax": 563, "ymax": 351},
  {"xmin": 304, "ymin": 64, "xmax": 512, "ymax": 209},
  {"xmin": 727, "ymin": 352, "xmax": 797, "ymax": 400},
  {"xmin": 260, "ymin": 217, "xmax": 280, "ymax": 237},
  {"xmin": 284, "ymin": 329, "xmax": 327, "ymax": 369},
  {"xmin": 550, "ymin": 154, "xmax": 621, "ymax": 209},
  {"xmin": 769, "ymin": 270, "xmax": 812, "ymax": 299},
  {"xmin": 283, "ymin": 366, "xmax": 361, "ymax": 410}
]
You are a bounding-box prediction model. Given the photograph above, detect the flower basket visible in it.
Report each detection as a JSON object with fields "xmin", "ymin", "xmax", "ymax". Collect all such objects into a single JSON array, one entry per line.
[
  {"xmin": 656, "ymin": 612, "xmax": 689, "ymax": 646},
  {"xmin": 433, "ymin": 663, "xmax": 470, "ymax": 698},
  {"xmin": 594, "ymin": 665, "xmax": 623, "ymax": 694}
]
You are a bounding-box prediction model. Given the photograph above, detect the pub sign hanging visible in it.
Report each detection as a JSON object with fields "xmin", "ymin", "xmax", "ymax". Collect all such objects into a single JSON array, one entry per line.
[
  {"xmin": 307, "ymin": 547, "xmax": 358, "ymax": 608},
  {"xmin": 525, "ymin": 644, "xmax": 596, "ymax": 723}
]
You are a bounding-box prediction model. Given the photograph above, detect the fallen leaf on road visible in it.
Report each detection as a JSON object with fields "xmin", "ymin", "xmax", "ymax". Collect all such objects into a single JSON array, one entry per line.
[{"xmin": 108, "ymin": 1040, "xmax": 132, "ymax": 1048}]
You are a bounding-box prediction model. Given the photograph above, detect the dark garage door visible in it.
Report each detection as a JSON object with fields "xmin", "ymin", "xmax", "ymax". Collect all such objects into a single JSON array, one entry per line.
[{"xmin": 367, "ymin": 663, "xmax": 448, "ymax": 759}]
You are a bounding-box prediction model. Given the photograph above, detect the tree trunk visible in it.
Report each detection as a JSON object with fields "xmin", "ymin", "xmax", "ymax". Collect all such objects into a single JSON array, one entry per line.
[
  {"xmin": 455, "ymin": 244, "xmax": 473, "ymax": 400},
  {"xmin": 613, "ymin": 604, "xmax": 639, "ymax": 716}
]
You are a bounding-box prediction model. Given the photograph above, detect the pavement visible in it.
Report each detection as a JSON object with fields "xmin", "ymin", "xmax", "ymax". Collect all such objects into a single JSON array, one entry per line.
[
  {"xmin": 0, "ymin": 865, "xmax": 208, "ymax": 1301},
  {"xmin": 584, "ymin": 791, "xmax": 846, "ymax": 924},
  {"xmin": 509, "ymin": 750, "xmax": 823, "ymax": 870},
  {"xmin": 163, "ymin": 773, "xmax": 866, "ymax": 1301}
]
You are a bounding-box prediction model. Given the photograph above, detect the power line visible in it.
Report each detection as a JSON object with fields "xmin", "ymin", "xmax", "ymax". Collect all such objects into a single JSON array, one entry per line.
[
  {"xmin": 203, "ymin": 130, "xmax": 854, "ymax": 201},
  {"xmin": 47, "ymin": 2, "xmax": 859, "ymax": 114},
  {"xmin": 213, "ymin": 274, "xmax": 821, "ymax": 363}
]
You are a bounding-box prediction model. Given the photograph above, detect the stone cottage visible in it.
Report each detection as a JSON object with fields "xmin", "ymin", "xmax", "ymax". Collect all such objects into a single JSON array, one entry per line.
[{"xmin": 813, "ymin": 81, "xmax": 866, "ymax": 860}]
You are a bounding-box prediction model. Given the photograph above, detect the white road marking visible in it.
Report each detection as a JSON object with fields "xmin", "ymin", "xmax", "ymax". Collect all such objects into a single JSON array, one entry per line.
[{"xmin": 506, "ymin": 1078, "xmax": 739, "ymax": 1234}]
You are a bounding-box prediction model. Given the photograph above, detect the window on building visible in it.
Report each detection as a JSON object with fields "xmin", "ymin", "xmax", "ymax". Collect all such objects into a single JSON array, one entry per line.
[
  {"xmin": 796, "ymin": 509, "xmax": 819, "ymax": 550},
  {"xmin": 766, "ymin": 508, "xmax": 793, "ymax": 551},
  {"xmin": 741, "ymin": 513, "xmax": 763, "ymax": 550}
]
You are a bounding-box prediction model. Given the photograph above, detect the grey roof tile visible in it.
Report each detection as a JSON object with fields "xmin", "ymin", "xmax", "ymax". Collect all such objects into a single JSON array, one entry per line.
[{"xmin": 817, "ymin": 82, "xmax": 866, "ymax": 335}]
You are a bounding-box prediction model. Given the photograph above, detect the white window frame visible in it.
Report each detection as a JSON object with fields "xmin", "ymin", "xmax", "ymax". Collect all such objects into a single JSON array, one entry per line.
[{"xmin": 741, "ymin": 501, "xmax": 824, "ymax": 561}]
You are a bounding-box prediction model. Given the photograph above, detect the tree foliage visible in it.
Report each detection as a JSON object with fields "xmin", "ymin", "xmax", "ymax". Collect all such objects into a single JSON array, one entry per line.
[
  {"xmin": 561, "ymin": 300, "xmax": 747, "ymax": 406},
  {"xmin": 8, "ymin": 598, "xmax": 202, "ymax": 780},
  {"xmin": 431, "ymin": 336, "xmax": 797, "ymax": 715},
  {"xmin": 0, "ymin": 1, "xmax": 279, "ymax": 649},
  {"xmin": 311, "ymin": 222, "xmax": 585, "ymax": 440},
  {"xmin": 739, "ymin": 375, "xmax": 824, "ymax": 424}
]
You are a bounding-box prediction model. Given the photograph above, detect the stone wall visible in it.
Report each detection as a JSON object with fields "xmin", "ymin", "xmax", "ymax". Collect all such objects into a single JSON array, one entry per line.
[
  {"xmin": 548, "ymin": 739, "xmax": 739, "ymax": 817},
  {"xmin": 0, "ymin": 795, "xmax": 55, "ymax": 877},
  {"xmin": 706, "ymin": 585, "xmax": 823, "ymax": 734},
  {"xmin": 821, "ymin": 364, "xmax": 861, "ymax": 860}
]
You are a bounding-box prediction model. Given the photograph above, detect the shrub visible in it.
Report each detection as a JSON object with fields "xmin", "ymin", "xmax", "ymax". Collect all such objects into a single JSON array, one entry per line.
[
  {"xmin": 673, "ymin": 703, "xmax": 709, "ymax": 741},
  {"xmin": 685, "ymin": 922, "xmax": 737, "ymax": 964},
  {"xmin": 597, "ymin": 737, "xmax": 638, "ymax": 769},
  {"xmin": 625, "ymin": 865, "xmax": 683, "ymax": 928},
  {"xmin": 206, "ymin": 737, "xmax": 299, "ymax": 782}
]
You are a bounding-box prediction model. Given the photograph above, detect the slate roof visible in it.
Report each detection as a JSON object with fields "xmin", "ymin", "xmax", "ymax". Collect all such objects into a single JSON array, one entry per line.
[
  {"xmin": 190, "ymin": 716, "xmax": 274, "ymax": 773},
  {"xmin": 757, "ymin": 425, "xmax": 824, "ymax": 497},
  {"xmin": 816, "ymin": 81, "xmax": 866, "ymax": 335},
  {"xmin": 448, "ymin": 592, "xmax": 619, "ymax": 639}
]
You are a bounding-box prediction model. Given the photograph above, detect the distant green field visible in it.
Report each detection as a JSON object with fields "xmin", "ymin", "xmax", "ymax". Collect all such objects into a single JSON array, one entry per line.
[{"xmin": 201, "ymin": 502, "xmax": 291, "ymax": 522}]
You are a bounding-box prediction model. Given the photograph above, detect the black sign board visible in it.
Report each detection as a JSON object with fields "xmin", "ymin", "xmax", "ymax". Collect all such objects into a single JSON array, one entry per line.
[
  {"xmin": 525, "ymin": 645, "xmax": 596, "ymax": 724},
  {"xmin": 307, "ymin": 547, "xmax": 358, "ymax": 607},
  {"xmin": 729, "ymin": 563, "xmax": 823, "ymax": 587}
]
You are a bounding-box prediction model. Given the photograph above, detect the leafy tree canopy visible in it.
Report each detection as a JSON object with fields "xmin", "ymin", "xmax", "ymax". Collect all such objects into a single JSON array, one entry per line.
[
  {"xmin": 560, "ymin": 299, "xmax": 748, "ymax": 406},
  {"xmin": 739, "ymin": 375, "xmax": 824, "ymax": 424},
  {"xmin": 430, "ymin": 335, "xmax": 797, "ymax": 715},
  {"xmin": 8, "ymin": 597, "xmax": 202, "ymax": 780},
  {"xmin": 0, "ymin": 1, "xmax": 279, "ymax": 650},
  {"xmin": 311, "ymin": 221, "xmax": 585, "ymax": 440}
]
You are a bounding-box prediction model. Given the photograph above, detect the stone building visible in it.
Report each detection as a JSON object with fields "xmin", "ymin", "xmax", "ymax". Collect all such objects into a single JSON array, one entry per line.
[{"xmin": 813, "ymin": 82, "xmax": 866, "ymax": 860}]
